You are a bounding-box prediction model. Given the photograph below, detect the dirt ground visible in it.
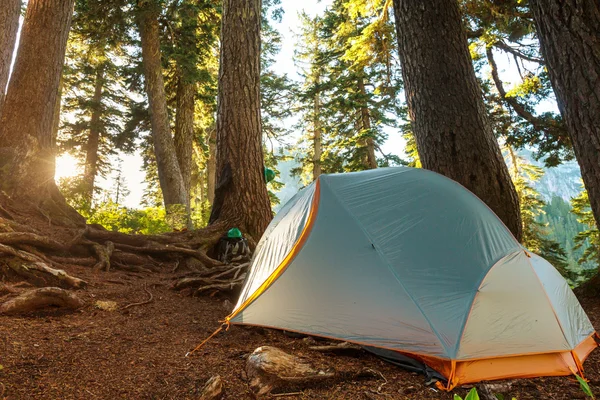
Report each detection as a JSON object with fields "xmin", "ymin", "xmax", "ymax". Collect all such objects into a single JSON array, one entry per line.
[{"xmin": 0, "ymin": 266, "xmax": 599, "ymax": 400}]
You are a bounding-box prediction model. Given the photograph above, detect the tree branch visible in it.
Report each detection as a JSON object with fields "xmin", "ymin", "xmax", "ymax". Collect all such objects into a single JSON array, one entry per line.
[
  {"xmin": 486, "ymin": 47, "xmax": 546, "ymax": 130},
  {"xmin": 493, "ymin": 40, "xmax": 544, "ymax": 64}
]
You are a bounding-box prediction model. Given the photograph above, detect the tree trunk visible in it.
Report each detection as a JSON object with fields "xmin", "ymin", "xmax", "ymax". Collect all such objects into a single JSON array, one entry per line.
[
  {"xmin": 207, "ymin": 125, "xmax": 216, "ymax": 204},
  {"xmin": 0, "ymin": 0, "xmax": 20, "ymax": 117},
  {"xmin": 137, "ymin": 1, "xmax": 188, "ymax": 215},
  {"xmin": 0, "ymin": 0, "xmax": 76, "ymax": 203},
  {"xmin": 174, "ymin": 76, "xmax": 195, "ymax": 213},
  {"xmin": 82, "ymin": 64, "xmax": 105, "ymax": 205},
  {"xmin": 357, "ymin": 75, "xmax": 377, "ymax": 170},
  {"xmin": 208, "ymin": 0, "xmax": 272, "ymax": 240},
  {"xmin": 313, "ymin": 85, "xmax": 322, "ymax": 181},
  {"xmin": 392, "ymin": 0, "xmax": 522, "ymax": 241},
  {"xmin": 529, "ymin": 0, "xmax": 600, "ymax": 230}
]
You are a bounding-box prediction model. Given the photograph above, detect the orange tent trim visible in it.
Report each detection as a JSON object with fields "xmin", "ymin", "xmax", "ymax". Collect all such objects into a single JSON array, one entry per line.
[{"xmin": 226, "ymin": 180, "xmax": 321, "ymax": 322}]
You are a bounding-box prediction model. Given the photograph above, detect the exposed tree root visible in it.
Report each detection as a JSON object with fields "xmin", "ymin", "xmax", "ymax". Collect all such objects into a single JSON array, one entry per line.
[
  {"xmin": 92, "ymin": 241, "xmax": 114, "ymax": 271},
  {"xmin": 0, "ymin": 243, "xmax": 87, "ymax": 288},
  {"xmin": 171, "ymin": 263, "xmax": 248, "ymax": 296},
  {"xmin": 0, "ymin": 194, "xmax": 236, "ymax": 299},
  {"xmin": 0, "ymin": 287, "xmax": 84, "ymax": 314}
]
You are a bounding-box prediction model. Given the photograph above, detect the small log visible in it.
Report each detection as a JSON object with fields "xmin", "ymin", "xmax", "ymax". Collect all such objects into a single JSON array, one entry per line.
[
  {"xmin": 246, "ymin": 346, "xmax": 336, "ymax": 396},
  {"xmin": 198, "ymin": 375, "xmax": 223, "ymax": 400},
  {"xmin": 0, "ymin": 287, "xmax": 84, "ymax": 314}
]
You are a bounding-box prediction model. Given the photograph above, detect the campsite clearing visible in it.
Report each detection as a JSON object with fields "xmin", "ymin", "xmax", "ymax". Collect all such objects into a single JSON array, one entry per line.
[{"xmin": 0, "ymin": 267, "xmax": 598, "ymax": 399}]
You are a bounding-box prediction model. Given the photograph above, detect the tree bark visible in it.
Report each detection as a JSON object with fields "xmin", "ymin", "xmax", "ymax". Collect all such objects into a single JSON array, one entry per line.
[
  {"xmin": 174, "ymin": 76, "xmax": 195, "ymax": 212},
  {"xmin": 207, "ymin": 125, "xmax": 216, "ymax": 204},
  {"xmin": 529, "ymin": 0, "xmax": 600, "ymax": 230},
  {"xmin": 137, "ymin": 0, "xmax": 188, "ymax": 213},
  {"xmin": 392, "ymin": 0, "xmax": 522, "ymax": 241},
  {"xmin": 82, "ymin": 64, "xmax": 105, "ymax": 205},
  {"xmin": 208, "ymin": 0, "xmax": 272, "ymax": 240},
  {"xmin": 357, "ymin": 75, "xmax": 377, "ymax": 170},
  {"xmin": 0, "ymin": 0, "xmax": 76, "ymax": 202},
  {"xmin": 0, "ymin": 0, "xmax": 20, "ymax": 117}
]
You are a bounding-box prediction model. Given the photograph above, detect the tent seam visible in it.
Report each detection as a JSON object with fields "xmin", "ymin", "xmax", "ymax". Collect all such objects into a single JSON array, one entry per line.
[
  {"xmin": 320, "ymin": 176, "xmax": 450, "ymax": 358},
  {"xmin": 524, "ymin": 253, "xmax": 573, "ymax": 349},
  {"xmin": 452, "ymin": 250, "xmax": 523, "ymax": 358}
]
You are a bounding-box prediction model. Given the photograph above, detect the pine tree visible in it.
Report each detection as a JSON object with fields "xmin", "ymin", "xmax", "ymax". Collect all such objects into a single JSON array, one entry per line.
[
  {"xmin": 505, "ymin": 145, "xmax": 569, "ymax": 273},
  {"xmin": 293, "ymin": 0, "xmax": 402, "ymax": 183},
  {"xmin": 59, "ymin": 0, "xmax": 135, "ymax": 210},
  {"xmin": 209, "ymin": 0, "xmax": 273, "ymax": 240},
  {"xmin": 571, "ymin": 185, "xmax": 600, "ymax": 268}
]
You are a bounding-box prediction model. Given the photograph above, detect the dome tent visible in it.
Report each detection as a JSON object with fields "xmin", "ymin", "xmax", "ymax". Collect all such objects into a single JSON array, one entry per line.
[{"xmin": 225, "ymin": 167, "xmax": 598, "ymax": 389}]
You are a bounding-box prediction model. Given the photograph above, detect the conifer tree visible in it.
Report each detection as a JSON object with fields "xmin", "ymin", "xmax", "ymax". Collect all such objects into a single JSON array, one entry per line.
[
  {"xmin": 505, "ymin": 145, "xmax": 569, "ymax": 272},
  {"xmin": 571, "ymin": 186, "xmax": 600, "ymax": 267},
  {"xmin": 293, "ymin": 0, "xmax": 402, "ymax": 183},
  {"xmin": 59, "ymin": 0, "xmax": 135, "ymax": 210}
]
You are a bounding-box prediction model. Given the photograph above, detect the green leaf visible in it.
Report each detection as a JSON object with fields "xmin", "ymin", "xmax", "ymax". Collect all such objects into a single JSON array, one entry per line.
[
  {"xmin": 465, "ymin": 387, "xmax": 480, "ymax": 400},
  {"xmin": 454, "ymin": 395, "xmax": 464, "ymax": 400},
  {"xmin": 576, "ymin": 374, "xmax": 596, "ymax": 399},
  {"xmin": 495, "ymin": 395, "xmax": 505, "ymax": 400}
]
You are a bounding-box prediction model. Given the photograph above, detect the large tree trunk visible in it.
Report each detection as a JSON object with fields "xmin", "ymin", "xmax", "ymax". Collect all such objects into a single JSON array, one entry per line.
[
  {"xmin": 174, "ymin": 76, "xmax": 194, "ymax": 213},
  {"xmin": 82, "ymin": 64, "xmax": 105, "ymax": 206},
  {"xmin": 357, "ymin": 75, "xmax": 377, "ymax": 170},
  {"xmin": 208, "ymin": 0, "xmax": 272, "ymax": 240},
  {"xmin": 0, "ymin": 0, "xmax": 20, "ymax": 117},
  {"xmin": 0, "ymin": 0, "xmax": 76, "ymax": 204},
  {"xmin": 207, "ymin": 125, "xmax": 216, "ymax": 204},
  {"xmin": 529, "ymin": 0, "xmax": 600, "ymax": 230},
  {"xmin": 392, "ymin": 0, "xmax": 522, "ymax": 241},
  {"xmin": 137, "ymin": 0, "xmax": 188, "ymax": 215}
]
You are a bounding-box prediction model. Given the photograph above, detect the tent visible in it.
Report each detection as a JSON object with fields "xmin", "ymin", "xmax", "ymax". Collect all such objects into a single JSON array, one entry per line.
[{"xmin": 225, "ymin": 167, "xmax": 598, "ymax": 389}]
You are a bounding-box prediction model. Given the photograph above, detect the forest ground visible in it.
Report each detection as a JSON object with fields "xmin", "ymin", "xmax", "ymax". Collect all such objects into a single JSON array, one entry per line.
[{"xmin": 0, "ymin": 265, "xmax": 598, "ymax": 400}]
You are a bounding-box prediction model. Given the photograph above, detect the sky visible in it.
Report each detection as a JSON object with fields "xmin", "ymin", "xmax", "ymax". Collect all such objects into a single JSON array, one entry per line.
[{"xmin": 49, "ymin": 0, "xmax": 549, "ymax": 209}]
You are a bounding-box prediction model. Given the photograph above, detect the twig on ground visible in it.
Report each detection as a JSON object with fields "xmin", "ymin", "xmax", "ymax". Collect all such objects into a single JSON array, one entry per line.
[{"xmin": 121, "ymin": 284, "xmax": 154, "ymax": 310}]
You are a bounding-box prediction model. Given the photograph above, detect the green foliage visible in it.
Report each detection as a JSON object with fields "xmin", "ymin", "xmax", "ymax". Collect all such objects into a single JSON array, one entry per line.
[
  {"xmin": 463, "ymin": 1, "xmax": 573, "ymax": 167},
  {"xmin": 571, "ymin": 184, "xmax": 600, "ymax": 268},
  {"xmin": 59, "ymin": 0, "xmax": 137, "ymax": 190},
  {"xmin": 292, "ymin": 0, "xmax": 403, "ymax": 183},
  {"xmin": 454, "ymin": 387, "xmax": 480, "ymax": 400},
  {"xmin": 505, "ymin": 145, "xmax": 570, "ymax": 274},
  {"xmin": 576, "ymin": 374, "xmax": 596, "ymax": 399}
]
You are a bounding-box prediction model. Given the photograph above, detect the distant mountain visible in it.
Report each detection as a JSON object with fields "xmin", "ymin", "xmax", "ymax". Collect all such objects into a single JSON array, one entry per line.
[
  {"xmin": 273, "ymin": 149, "xmax": 585, "ymax": 211},
  {"xmin": 519, "ymin": 149, "xmax": 583, "ymax": 202}
]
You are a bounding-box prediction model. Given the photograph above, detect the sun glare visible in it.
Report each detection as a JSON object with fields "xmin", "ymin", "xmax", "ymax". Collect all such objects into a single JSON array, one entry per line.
[{"xmin": 55, "ymin": 154, "xmax": 82, "ymax": 180}]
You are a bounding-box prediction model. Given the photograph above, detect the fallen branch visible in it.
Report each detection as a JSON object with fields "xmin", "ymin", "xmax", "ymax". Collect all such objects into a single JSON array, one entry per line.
[{"xmin": 0, "ymin": 287, "xmax": 84, "ymax": 314}]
